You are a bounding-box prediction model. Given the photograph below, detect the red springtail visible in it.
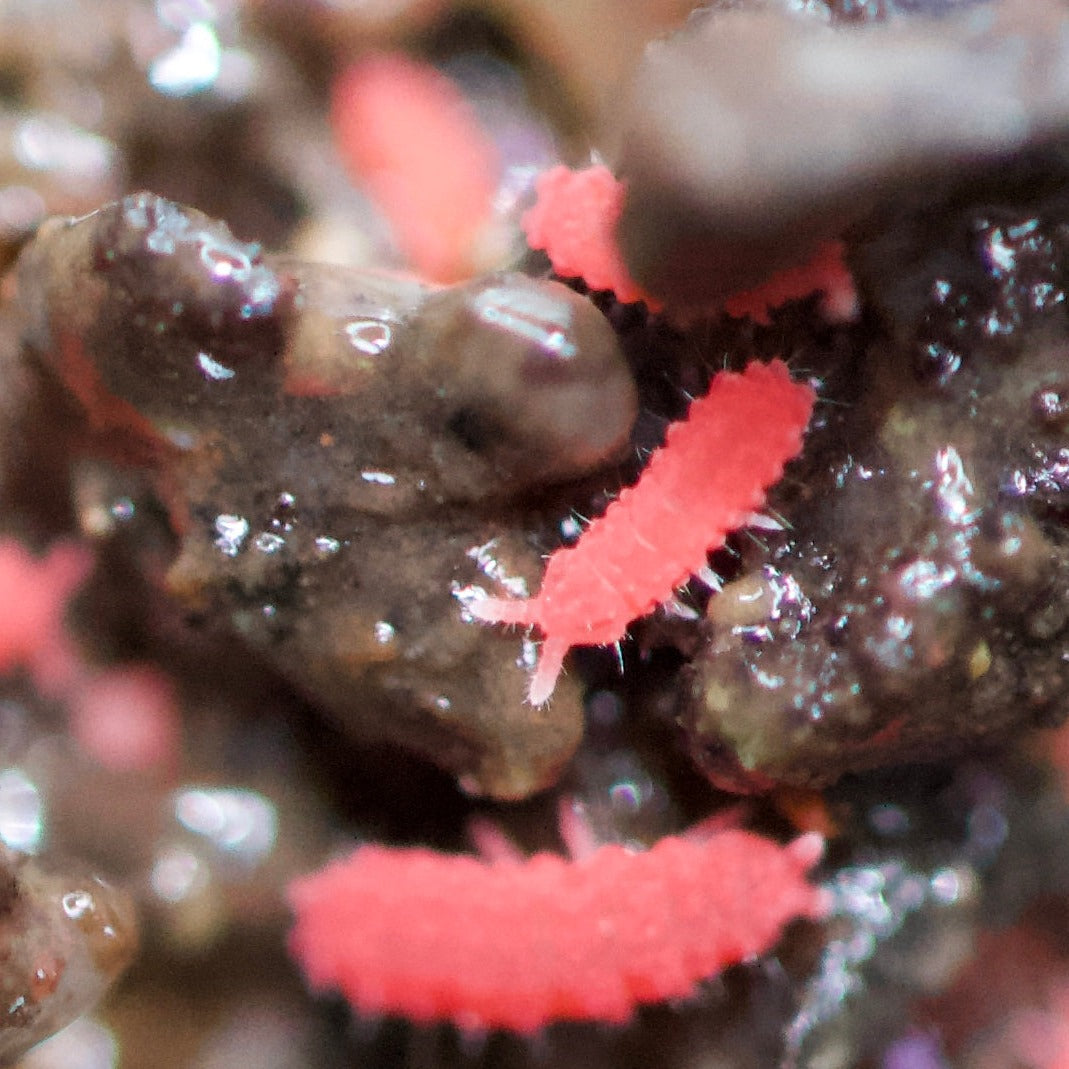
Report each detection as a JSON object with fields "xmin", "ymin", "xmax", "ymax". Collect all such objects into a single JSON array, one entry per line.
[
  {"xmin": 470, "ymin": 358, "xmax": 816, "ymax": 703},
  {"xmin": 289, "ymin": 828, "xmax": 826, "ymax": 1033}
]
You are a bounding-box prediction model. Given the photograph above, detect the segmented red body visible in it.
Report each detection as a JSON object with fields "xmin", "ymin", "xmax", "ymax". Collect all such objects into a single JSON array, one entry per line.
[
  {"xmin": 470, "ymin": 358, "xmax": 816, "ymax": 702},
  {"xmin": 289, "ymin": 829, "xmax": 825, "ymax": 1033},
  {"xmin": 521, "ymin": 164, "xmax": 660, "ymax": 308}
]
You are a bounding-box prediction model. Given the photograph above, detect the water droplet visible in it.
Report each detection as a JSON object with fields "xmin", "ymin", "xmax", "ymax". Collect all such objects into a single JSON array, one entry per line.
[
  {"xmin": 932, "ymin": 445, "xmax": 976, "ymax": 526},
  {"xmin": 345, "ymin": 319, "xmax": 392, "ymax": 356},
  {"xmin": 314, "ymin": 536, "xmax": 340, "ymax": 556},
  {"xmin": 471, "ymin": 284, "xmax": 578, "ymax": 360},
  {"xmin": 897, "ymin": 559, "xmax": 956, "ymax": 601},
  {"xmin": 200, "ymin": 242, "xmax": 247, "ymax": 280},
  {"xmin": 0, "ymin": 769, "xmax": 43, "ymax": 853},
  {"xmin": 1032, "ymin": 383, "xmax": 1069, "ymax": 425},
  {"xmin": 12, "ymin": 116, "xmax": 113, "ymax": 182},
  {"xmin": 253, "ymin": 532, "xmax": 284, "ymax": 554},
  {"xmin": 559, "ymin": 516, "xmax": 582, "ymax": 543},
  {"xmin": 149, "ymin": 21, "xmax": 221, "ymax": 97},
  {"xmin": 196, "ymin": 351, "xmax": 235, "ymax": 381},
  {"xmin": 62, "ymin": 890, "xmax": 94, "ymax": 920},
  {"xmin": 213, "ymin": 514, "xmax": 248, "ymax": 556},
  {"xmin": 980, "ymin": 223, "xmax": 1019, "ymax": 277},
  {"xmin": 174, "ymin": 786, "xmax": 277, "ymax": 863}
]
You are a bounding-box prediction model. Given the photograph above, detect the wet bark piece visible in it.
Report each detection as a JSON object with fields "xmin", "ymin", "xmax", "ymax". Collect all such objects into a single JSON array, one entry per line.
[
  {"xmin": 20, "ymin": 194, "xmax": 636, "ymax": 513},
  {"xmin": 15, "ymin": 194, "xmax": 638, "ymax": 798},
  {"xmin": 613, "ymin": 0, "xmax": 1069, "ymax": 309},
  {"xmin": 0, "ymin": 847, "xmax": 137, "ymax": 1064},
  {"xmin": 682, "ymin": 168, "xmax": 1069, "ymax": 791}
]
